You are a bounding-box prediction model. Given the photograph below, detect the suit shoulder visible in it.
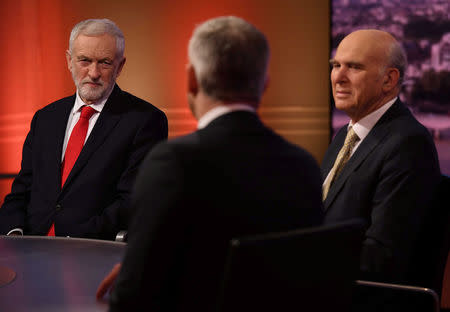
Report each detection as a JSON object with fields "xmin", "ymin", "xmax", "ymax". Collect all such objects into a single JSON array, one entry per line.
[
  {"xmin": 143, "ymin": 132, "xmax": 196, "ymax": 161},
  {"xmin": 165, "ymin": 131, "xmax": 200, "ymax": 149},
  {"xmin": 288, "ymin": 140, "xmax": 321, "ymax": 168},
  {"xmin": 146, "ymin": 132, "xmax": 199, "ymax": 161},
  {"xmin": 385, "ymin": 101, "xmax": 430, "ymax": 135},
  {"xmin": 119, "ymin": 90, "xmax": 166, "ymax": 117},
  {"xmin": 390, "ymin": 111, "xmax": 434, "ymax": 141},
  {"xmin": 35, "ymin": 94, "xmax": 75, "ymax": 114},
  {"xmin": 268, "ymin": 127, "xmax": 319, "ymax": 163},
  {"xmin": 379, "ymin": 110, "xmax": 438, "ymax": 168}
]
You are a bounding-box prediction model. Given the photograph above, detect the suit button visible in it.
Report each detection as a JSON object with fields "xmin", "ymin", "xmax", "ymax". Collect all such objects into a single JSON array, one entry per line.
[{"xmin": 56, "ymin": 204, "xmax": 62, "ymax": 211}]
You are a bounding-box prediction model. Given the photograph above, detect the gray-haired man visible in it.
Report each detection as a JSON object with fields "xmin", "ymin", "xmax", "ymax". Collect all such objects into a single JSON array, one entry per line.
[{"xmin": 0, "ymin": 18, "xmax": 168, "ymax": 240}]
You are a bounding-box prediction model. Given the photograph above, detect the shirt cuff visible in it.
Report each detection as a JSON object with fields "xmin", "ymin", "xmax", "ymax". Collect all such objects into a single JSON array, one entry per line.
[{"xmin": 7, "ymin": 228, "xmax": 23, "ymax": 235}]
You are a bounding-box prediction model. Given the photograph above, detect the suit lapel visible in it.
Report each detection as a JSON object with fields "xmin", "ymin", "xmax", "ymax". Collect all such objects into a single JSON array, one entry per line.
[
  {"xmin": 324, "ymin": 100, "xmax": 405, "ymax": 211},
  {"xmin": 61, "ymin": 85, "xmax": 123, "ymax": 192},
  {"xmin": 50, "ymin": 96, "xmax": 75, "ymax": 193},
  {"xmin": 321, "ymin": 127, "xmax": 346, "ymax": 179}
]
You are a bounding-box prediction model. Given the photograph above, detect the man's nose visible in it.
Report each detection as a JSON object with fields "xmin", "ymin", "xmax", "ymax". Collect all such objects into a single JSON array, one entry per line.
[
  {"xmin": 332, "ymin": 67, "xmax": 348, "ymax": 84},
  {"xmin": 88, "ymin": 63, "xmax": 101, "ymax": 80}
]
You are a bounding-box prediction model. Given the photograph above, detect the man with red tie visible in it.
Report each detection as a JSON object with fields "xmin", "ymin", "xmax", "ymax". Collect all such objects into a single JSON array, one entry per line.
[{"xmin": 0, "ymin": 18, "xmax": 168, "ymax": 240}]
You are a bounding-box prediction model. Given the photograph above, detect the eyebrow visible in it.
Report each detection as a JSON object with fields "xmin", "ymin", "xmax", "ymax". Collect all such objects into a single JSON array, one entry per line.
[
  {"xmin": 76, "ymin": 55, "xmax": 113, "ymax": 63},
  {"xmin": 329, "ymin": 59, "xmax": 365, "ymax": 68},
  {"xmin": 347, "ymin": 61, "xmax": 364, "ymax": 68},
  {"xmin": 76, "ymin": 55, "xmax": 91, "ymax": 60},
  {"xmin": 98, "ymin": 58, "xmax": 113, "ymax": 63}
]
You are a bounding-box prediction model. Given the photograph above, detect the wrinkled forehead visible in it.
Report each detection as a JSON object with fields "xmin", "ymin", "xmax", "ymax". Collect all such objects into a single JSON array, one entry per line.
[{"xmin": 72, "ymin": 34, "xmax": 118, "ymax": 58}]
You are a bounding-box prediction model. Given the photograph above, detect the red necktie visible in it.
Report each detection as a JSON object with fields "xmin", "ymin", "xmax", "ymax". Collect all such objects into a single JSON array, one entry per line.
[{"xmin": 47, "ymin": 105, "xmax": 96, "ymax": 236}]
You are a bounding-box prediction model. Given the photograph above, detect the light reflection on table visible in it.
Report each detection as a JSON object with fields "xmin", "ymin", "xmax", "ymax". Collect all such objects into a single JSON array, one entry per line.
[{"xmin": 0, "ymin": 236, "xmax": 126, "ymax": 312}]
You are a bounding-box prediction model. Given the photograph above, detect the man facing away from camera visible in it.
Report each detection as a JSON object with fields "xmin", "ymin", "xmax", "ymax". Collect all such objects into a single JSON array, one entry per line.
[{"xmin": 96, "ymin": 16, "xmax": 324, "ymax": 311}]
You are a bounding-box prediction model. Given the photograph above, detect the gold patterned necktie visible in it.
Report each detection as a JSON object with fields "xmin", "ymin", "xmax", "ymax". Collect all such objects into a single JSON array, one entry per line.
[{"xmin": 322, "ymin": 126, "xmax": 360, "ymax": 201}]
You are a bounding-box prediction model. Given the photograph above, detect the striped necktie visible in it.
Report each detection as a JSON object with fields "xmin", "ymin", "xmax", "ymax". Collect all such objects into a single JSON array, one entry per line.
[{"xmin": 322, "ymin": 126, "xmax": 359, "ymax": 201}]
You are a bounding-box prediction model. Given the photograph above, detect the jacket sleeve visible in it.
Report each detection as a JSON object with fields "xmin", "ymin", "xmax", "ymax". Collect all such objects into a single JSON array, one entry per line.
[
  {"xmin": 0, "ymin": 111, "xmax": 38, "ymax": 234},
  {"xmin": 360, "ymin": 132, "xmax": 440, "ymax": 283}
]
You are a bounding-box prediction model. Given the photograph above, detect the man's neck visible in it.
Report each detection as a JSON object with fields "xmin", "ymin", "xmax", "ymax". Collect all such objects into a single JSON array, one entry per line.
[
  {"xmin": 197, "ymin": 103, "xmax": 256, "ymax": 129},
  {"xmin": 194, "ymin": 92, "xmax": 258, "ymax": 129},
  {"xmin": 350, "ymin": 93, "xmax": 398, "ymax": 123},
  {"xmin": 194, "ymin": 92, "xmax": 257, "ymax": 120}
]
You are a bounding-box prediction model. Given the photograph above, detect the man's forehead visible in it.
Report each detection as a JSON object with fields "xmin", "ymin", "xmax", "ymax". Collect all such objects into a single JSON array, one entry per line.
[
  {"xmin": 335, "ymin": 37, "xmax": 382, "ymax": 64},
  {"xmin": 72, "ymin": 34, "xmax": 116, "ymax": 51},
  {"xmin": 72, "ymin": 34, "xmax": 117, "ymax": 58},
  {"xmin": 337, "ymin": 30, "xmax": 393, "ymax": 58}
]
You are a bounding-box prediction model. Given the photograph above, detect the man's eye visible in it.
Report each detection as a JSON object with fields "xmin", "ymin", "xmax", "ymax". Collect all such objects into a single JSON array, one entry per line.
[{"xmin": 331, "ymin": 63, "xmax": 340, "ymax": 68}]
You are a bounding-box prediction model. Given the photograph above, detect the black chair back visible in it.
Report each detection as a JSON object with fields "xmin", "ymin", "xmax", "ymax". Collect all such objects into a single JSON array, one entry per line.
[
  {"xmin": 413, "ymin": 174, "xmax": 450, "ymax": 296},
  {"xmin": 218, "ymin": 219, "xmax": 366, "ymax": 312}
]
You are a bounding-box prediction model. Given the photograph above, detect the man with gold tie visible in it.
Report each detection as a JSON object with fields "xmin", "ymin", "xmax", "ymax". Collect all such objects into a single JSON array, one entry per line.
[{"xmin": 322, "ymin": 29, "xmax": 440, "ymax": 301}]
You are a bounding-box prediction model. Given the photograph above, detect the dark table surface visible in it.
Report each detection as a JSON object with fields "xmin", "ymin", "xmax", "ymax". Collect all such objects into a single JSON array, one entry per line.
[{"xmin": 0, "ymin": 236, "xmax": 126, "ymax": 312}]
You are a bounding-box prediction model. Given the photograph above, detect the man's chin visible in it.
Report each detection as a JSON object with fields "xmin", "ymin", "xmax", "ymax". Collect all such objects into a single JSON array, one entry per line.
[
  {"xmin": 334, "ymin": 101, "xmax": 352, "ymax": 112},
  {"xmin": 80, "ymin": 89, "xmax": 105, "ymax": 103}
]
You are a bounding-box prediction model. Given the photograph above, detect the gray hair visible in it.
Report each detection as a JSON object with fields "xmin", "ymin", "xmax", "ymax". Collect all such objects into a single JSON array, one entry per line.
[
  {"xmin": 69, "ymin": 18, "xmax": 125, "ymax": 58},
  {"xmin": 386, "ymin": 40, "xmax": 407, "ymax": 86},
  {"xmin": 188, "ymin": 16, "xmax": 270, "ymax": 103}
]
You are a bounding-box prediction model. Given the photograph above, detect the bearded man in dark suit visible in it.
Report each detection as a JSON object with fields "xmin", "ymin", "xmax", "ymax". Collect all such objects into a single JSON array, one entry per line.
[
  {"xmin": 96, "ymin": 16, "xmax": 324, "ymax": 311},
  {"xmin": 0, "ymin": 19, "xmax": 168, "ymax": 240},
  {"xmin": 322, "ymin": 29, "xmax": 440, "ymax": 301}
]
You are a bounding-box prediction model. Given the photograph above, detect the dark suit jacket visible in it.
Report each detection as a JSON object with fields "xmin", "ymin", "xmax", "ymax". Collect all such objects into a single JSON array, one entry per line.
[
  {"xmin": 109, "ymin": 111, "xmax": 324, "ymax": 311},
  {"xmin": 322, "ymin": 100, "xmax": 440, "ymax": 285},
  {"xmin": 0, "ymin": 85, "xmax": 168, "ymax": 240}
]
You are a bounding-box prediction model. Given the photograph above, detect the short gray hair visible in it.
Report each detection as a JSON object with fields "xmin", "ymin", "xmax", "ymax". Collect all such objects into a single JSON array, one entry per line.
[
  {"xmin": 69, "ymin": 18, "xmax": 125, "ymax": 58},
  {"xmin": 188, "ymin": 16, "xmax": 270, "ymax": 103},
  {"xmin": 386, "ymin": 40, "xmax": 407, "ymax": 86}
]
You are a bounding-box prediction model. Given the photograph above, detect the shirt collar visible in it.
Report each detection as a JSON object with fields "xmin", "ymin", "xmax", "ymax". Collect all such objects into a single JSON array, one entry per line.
[
  {"xmin": 349, "ymin": 97, "xmax": 397, "ymax": 141},
  {"xmin": 197, "ymin": 103, "xmax": 256, "ymax": 129},
  {"xmin": 73, "ymin": 91, "xmax": 109, "ymax": 115}
]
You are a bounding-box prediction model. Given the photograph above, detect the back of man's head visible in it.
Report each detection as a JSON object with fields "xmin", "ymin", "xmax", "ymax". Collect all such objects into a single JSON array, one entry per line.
[{"xmin": 188, "ymin": 16, "xmax": 270, "ymax": 104}]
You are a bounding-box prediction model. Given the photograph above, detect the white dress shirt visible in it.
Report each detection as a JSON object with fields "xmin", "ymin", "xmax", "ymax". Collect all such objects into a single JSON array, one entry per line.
[
  {"xmin": 197, "ymin": 103, "xmax": 256, "ymax": 129},
  {"xmin": 61, "ymin": 92, "xmax": 109, "ymax": 160}
]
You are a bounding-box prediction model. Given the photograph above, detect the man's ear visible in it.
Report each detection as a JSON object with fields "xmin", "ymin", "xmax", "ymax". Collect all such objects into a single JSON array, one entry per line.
[
  {"xmin": 116, "ymin": 57, "xmax": 126, "ymax": 77},
  {"xmin": 383, "ymin": 68, "xmax": 400, "ymax": 92},
  {"xmin": 187, "ymin": 64, "xmax": 198, "ymax": 96},
  {"xmin": 263, "ymin": 75, "xmax": 270, "ymax": 93},
  {"xmin": 66, "ymin": 50, "xmax": 72, "ymax": 71}
]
